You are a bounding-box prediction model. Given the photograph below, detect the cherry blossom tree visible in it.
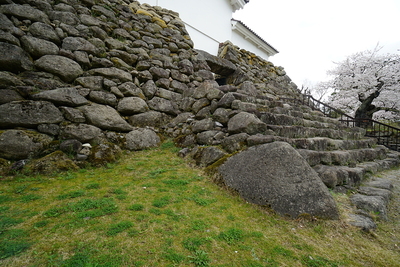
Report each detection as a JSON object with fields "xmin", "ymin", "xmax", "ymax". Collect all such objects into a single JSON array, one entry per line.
[{"xmin": 324, "ymin": 46, "xmax": 400, "ymax": 123}]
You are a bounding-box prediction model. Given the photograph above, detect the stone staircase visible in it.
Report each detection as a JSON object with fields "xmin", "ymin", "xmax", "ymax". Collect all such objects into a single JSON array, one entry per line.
[
  {"xmin": 184, "ymin": 85, "xmax": 400, "ymax": 225},
  {"xmin": 203, "ymin": 88, "xmax": 399, "ymax": 229},
  {"xmin": 196, "ymin": 91, "xmax": 400, "ymax": 192}
]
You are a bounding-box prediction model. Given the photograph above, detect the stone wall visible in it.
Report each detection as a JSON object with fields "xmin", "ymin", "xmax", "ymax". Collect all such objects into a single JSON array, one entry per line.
[
  {"xmin": 0, "ymin": 0, "xmax": 300, "ymax": 174},
  {"xmin": 218, "ymin": 41, "xmax": 299, "ymax": 99}
]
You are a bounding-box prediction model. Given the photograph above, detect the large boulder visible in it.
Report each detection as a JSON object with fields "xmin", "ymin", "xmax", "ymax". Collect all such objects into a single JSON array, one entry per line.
[
  {"xmin": 1, "ymin": 31, "xmax": 19, "ymax": 47},
  {"xmin": 239, "ymin": 81, "xmax": 258, "ymax": 96},
  {"xmin": 218, "ymin": 142, "xmax": 339, "ymax": 219},
  {"xmin": 75, "ymin": 76, "xmax": 104, "ymax": 90},
  {"xmin": 79, "ymin": 103, "xmax": 133, "ymax": 132},
  {"xmin": 147, "ymin": 97, "xmax": 179, "ymax": 115},
  {"xmin": 117, "ymin": 97, "xmax": 149, "ymax": 115},
  {"xmin": 125, "ymin": 128, "xmax": 161, "ymax": 150},
  {"xmin": 0, "ymin": 42, "xmax": 34, "ymax": 73},
  {"xmin": 0, "ymin": 100, "xmax": 63, "ymax": 128},
  {"xmin": 191, "ymin": 118, "xmax": 214, "ymax": 133},
  {"xmin": 88, "ymin": 91, "xmax": 118, "ymax": 107},
  {"xmin": 62, "ymin": 37, "xmax": 99, "ymax": 55},
  {"xmin": 228, "ymin": 112, "xmax": 267, "ymax": 135},
  {"xmin": 35, "ymin": 55, "xmax": 83, "ymax": 82},
  {"xmin": 59, "ymin": 107, "xmax": 86, "ymax": 123},
  {"xmin": 32, "ymin": 88, "xmax": 88, "ymax": 107},
  {"xmin": 141, "ymin": 80, "xmax": 157, "ymax": 98},
  {"xmin": 29, "ymin": 22, "xmax": 61, "ymax": 44},
  {"xmin": 88, "ymin": 67, "xmax": 132, "ymax": 82},
  {"xmin": 20, "ymin": 35, "xmax": 59, "ymax": 59},
  {"xmin": 0, "ymin": 130, "xmax": 53, "ymax": 160},
  {"xmin": 17, "ymin": 72, "xmax": 66, "ymax": 91},
  {"xmin": 193, "ymin": 80, "xmax": 219, "ymax": 99},
  {"xmin": 128, "ymin": 111, "xmax": 171, "ymax": 127},
  {"xmin": 60, "ymin": 123, "xmax": 102, "ymax": 143},
  {"xmin": 195, "ymin": 49, "xmax": 236, "ymax": 76},
  {"xmin": 217, "ymin": 92, "xmax": 236, "ymax": 108},
  {"xmin": 0, "ymin": 4, "xmax": 50, "ymax": 24},
  {"xmin": 118, "ymin": 82, "xmax": 145, "ymax": 98}
]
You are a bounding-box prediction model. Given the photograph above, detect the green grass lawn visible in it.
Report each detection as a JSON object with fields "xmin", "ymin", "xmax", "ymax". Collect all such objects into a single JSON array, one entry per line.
[{"xmin": 0, "ymin": 140, "xmax": 399, "ymax": 266}]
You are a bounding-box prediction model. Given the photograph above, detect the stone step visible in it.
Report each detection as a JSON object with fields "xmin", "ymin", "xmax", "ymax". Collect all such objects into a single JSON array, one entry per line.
[
  {"xmin": 229, "ymin": 94, "xmax": 330, "ymax": 120},
  {"xmin": 271, "ymin": 105, "xmax": 352, "ymax": 127},
  {"xmin": 246, "ymin": 135, "xmax": 376, "ymax": 150},
  {"xmin": 260, "ymin": 111, "xmax": 346, "ymax": 130},
  {"xmin": 230, "ymin": 94, "xmax": 349, "ymax": 131},
  {"xmin": 229, "ymin": 92, "xmax": 274, "ymax": 106},
  {"xmin": 313, "ymin": 154, "xmax": 400, "ymax": 189},
  {"xmin": 297, "ymin": 146, "xmax": 388, "ymax": 167},
  {"xmin": 229, "ymin": 96, "xmax": 357, "ymax": 133},
  {"xmin": 348, "ymin": 177, "xmax": 395, "ymax": 231},
  {"xmin": 290, "ymin": 137, "xmax": 377, "ymax": 151},
  {"xmin": 266, "ymin": 124, "xmax": 365, "ymax": 140}
]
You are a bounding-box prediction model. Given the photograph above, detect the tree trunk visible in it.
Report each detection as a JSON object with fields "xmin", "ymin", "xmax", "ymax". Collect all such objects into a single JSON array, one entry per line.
[
  {"xmin": 354, "ymin": 91, "xmax": 380, "ymax": 127},
  {"xmin": 354, "ymin": 80, "xmax": 384, "ymax": 127}
]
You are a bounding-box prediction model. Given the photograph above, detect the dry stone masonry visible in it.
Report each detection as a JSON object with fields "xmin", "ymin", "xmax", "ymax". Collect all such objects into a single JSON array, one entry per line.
[{"xmin": 0, "ymin": 0, "xmax": 399, "ymax": 222}]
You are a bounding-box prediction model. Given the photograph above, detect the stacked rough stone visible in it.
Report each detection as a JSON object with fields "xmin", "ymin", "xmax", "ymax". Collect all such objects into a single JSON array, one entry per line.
[
  {"xmin": 217, "ymin": 41, "xmax": 299, "ymax": 99},
  {"xmin": 0, "ymin": 0, "xmax": 301, "ymax": 174},
  {"xmin": 0, "ymin": 0, "xmax": 195, "ymax": 171}
]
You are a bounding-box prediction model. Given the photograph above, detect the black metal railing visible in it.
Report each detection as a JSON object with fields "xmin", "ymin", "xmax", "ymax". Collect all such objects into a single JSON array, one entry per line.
[
  {"xmin": 281, "ymin": 94, "xmax": 400, "ymax": 152},
  {"xmin": 363, "ymin": 121, "xmax": 400, "ymax": 152}
]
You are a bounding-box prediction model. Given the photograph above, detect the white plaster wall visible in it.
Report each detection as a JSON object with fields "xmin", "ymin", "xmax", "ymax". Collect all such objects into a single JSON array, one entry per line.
[
  {"xmin": 184, "ymin": 25, "xmax": 220, "ymax": 55},
  {"xmin": 141, "ymin": 0, "xmax": 234, "ymax": 55},
  {"xmin": 231, "ymin": 31, "xmax": 271, "ymax": 60}
]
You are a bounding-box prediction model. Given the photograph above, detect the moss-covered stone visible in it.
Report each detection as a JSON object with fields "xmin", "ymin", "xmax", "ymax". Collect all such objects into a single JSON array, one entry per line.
[
  {"xmin": 204, "ymin": 151, "xmax": 238, "ymax": 176},
  {"xmin": 24, "ymin": 151, "xmax": 79, "ymax": 175},
  {"xmin": 0, "ymin": 130, "xmax": 54, "ymax": 160},
  {"xmin": 174, "ymin": 134, "xmax": 197, "ymax": 148},
  {"xmin": 136, "ymin": 9, "xmax": 153, "ymax": 17},
  {"xmin": 88, "ymin": 142, "xmax": 122, "ymax": 167},
  {"xmin": 152, "ymin": 17, "xmax": 167, "ymax": 28}
]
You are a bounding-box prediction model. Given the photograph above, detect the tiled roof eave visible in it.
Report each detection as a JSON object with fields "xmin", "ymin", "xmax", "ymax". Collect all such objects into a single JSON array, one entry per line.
[
  {"xmin": 231, "ymin": 0, "xmax": 248, "ymax": 12},
  {"xmin": 231, "ymin": 19, "xmax": 279, "ymax": 56}
]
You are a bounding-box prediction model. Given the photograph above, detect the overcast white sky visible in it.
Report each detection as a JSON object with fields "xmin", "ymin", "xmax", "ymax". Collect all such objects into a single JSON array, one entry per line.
[{"xmin": 233, "ymin": 0, "xmax": 400, "ymax": 88}]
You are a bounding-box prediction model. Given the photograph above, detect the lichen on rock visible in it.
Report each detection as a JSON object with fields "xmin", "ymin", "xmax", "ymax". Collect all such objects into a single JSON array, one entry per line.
[{"xmin": 24, "ymin": 151, "xmax": 79, "ymax": 175}]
